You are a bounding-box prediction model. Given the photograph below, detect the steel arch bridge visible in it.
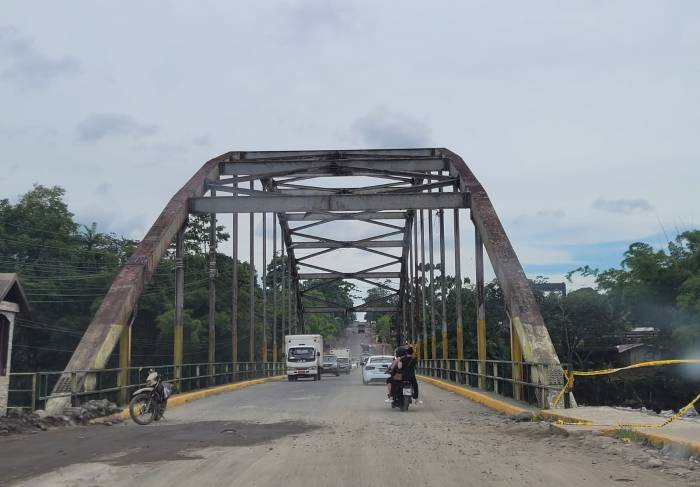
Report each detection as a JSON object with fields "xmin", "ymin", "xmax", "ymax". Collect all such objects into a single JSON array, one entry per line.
[{"xmin": 46, "ymin": 149, "xmax": 565, "ymax": 412}]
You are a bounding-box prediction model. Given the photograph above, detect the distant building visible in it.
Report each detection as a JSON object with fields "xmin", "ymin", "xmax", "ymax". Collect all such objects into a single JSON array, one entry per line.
[
  {"xmin": 0, "ymin": 273, "xmax": 30, "ymax": 416},
  {"xmin": 615, "ymin": 343, "xmax": 661, "ymax": 365}
]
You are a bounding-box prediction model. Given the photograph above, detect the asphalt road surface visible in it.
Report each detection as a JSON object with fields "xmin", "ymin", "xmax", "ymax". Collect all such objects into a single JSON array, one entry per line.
[{"xmin": 2, "ymin": 370, "xmax": 699, "ymax": 487}]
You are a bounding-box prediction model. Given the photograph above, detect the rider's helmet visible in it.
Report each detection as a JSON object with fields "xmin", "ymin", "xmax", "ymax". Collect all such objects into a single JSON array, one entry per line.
[{"xmin": 396, "ymin": 345, "xmax": 409, "ymax": 357}]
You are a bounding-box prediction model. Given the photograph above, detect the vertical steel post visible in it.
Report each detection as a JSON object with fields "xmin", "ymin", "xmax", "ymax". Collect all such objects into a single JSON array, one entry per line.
[
  {"xmin": 475, "ymin": 225, "xmax": 487, "ymax": 389},
  {"xmin": 409, "ymin": 219, "xmax": 415, "ymax": 344},
  {"xmin": 453, "ymin": 207, "xmax": 464, "ymax": 360},
  {"xmin": 118, "ymin": 322, "xmax": 130, "ymax": 405},
  {"xmin": 401, "ymin": 281, "xmax": 407, "ymax": 345},
  {"xmin": 231, "ymin": 178, "xmax": 238, "ymax": 364},
  {"xmin": 272, "ymin": 215, "xmax": 278, "ymax": 363},
  {"xmin": 420, "ymin": 210, "xmax": 428, "ymax": 360},
  {"xmin": 439, "ymin": 206, "xmax": 448, "ymax": 360},
  {"xmin": 413, "ymin": 209, "xmax": 419, "ymax": 352},
  {"xmin": 428, "ymin": 207, "xmax": 437, "ymax": 360},
  {"xmin": 281, "ymin": 237, "xmax": 287, "ymax": 339},
  {"xmin": 249, "ymin": 181, "xmax": 255, "ymax": 363},
  {"xmin": 287, "ymin": 245, "xmax": 293, "ymax": 334},
  {"xmin": 262, "ymin": 212, "xmax": 267, "ymax": 363},
  {"xmin": 208, "ymin": 191, "xmax": 217, "ymax": 385},
  {"xmin": 511, "ymin": 318, "xmax": 524, "ymax": 400},
  {"xmin": 174, "ymin": 227, "xmax": 185, "ymax": 385}
]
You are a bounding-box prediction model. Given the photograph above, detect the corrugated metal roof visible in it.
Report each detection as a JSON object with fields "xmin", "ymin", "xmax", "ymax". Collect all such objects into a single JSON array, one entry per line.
[
  {"xmin": 0, "ymin": 273, "xmax": 30, "ymax": 315},
  {"xmin": 616, "ymin": 343, "xmax": 646, "ymax": 353}
]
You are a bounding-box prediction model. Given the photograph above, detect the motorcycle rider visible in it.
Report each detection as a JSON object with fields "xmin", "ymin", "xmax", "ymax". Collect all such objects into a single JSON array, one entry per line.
[
  {"xmin": 385, "ymin": 350, "xmax": 401, "ymax": 403},
  {"xmin": 394, "ymin": 346, "xmax": 418, "ymax": 403},
  {"xmin": 402, "ymin": 346, "xmax": 420, "ymax": 403},
  {"xmin": 390, "ymin": 345, "xmax": 416, "ymax": 406}
]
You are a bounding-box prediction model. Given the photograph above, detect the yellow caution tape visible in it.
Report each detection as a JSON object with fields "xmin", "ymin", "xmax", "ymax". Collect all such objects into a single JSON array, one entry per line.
[{"xmin": 551, "ymin": 359, "xmax": 700, "ymax": 428}]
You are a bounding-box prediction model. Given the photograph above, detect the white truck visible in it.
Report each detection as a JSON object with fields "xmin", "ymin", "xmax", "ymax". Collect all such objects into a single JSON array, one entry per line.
[
  {"xmin": 285, "ymin": 334, "xmax": 323, "ymax": 381},
  {"xmin": 330, "ymin": 348, "xmax": 351, "ymax": 374}
]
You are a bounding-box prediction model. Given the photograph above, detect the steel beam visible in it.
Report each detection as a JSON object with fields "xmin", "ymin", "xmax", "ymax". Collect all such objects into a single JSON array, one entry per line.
[
  {"xmin": 231, "ymin": 179, "xmax": 238, "ymax": 363},
  {"xmin": 420, "ymin": 210, "xmax": 428, "ymax": 360},
  {"xmin": 429, "ymin": 205, "xmax": 437, "ymax": 360},
  {"xmin": 511, "ymin": 317, "xmax": 524, "ymax": 400},
  {"xmin": 174, "ymin": 227, "xmax": 185, "ymax": 382},
  {"xmin": 235, "ymin": 148, "xmax": 436, "ymax": 159},
  {"xmin": 281, "ymin": 237, "xmax": 287, "ymax": 338},
  {"xmin": 304, "ymin": 306, "xmax": 398, "ymax": 313},
  {"xmin": 298, "ymin": 272, "xmax": 400, "ymax": 280},
  {"xmin": 285, "ymin": 211, "xmax": 406, "ymax": 221},
  {"xmin": 249, "ymin": 184, "xmax": 255, "ymax": 362},
  {"xmin": 411, "ymin": 211, "xmax": 420, "ymax": 346},
  {"xmin": 261, "ymin": 212, "xmax": 267, "ymax": 363},
  {"xmin": 272, "ymin": 215, "xmax": 277, "ymax": 363},
  {"xmin": 208, "ymin": 192, "xmax": 216, "ymax": 385},
  {"xmin": 453, "ymin": 207, "xmax": 464, "ymax": 360},
  {"xmin": 190, "ymin": 193, "xmax": 467, "ymax": 214},
  {"xmin": 475, "ymin": 225, "xmax": 486, "ymax": 389},
  {"xmin": 276, "ymin": 179, "xmax": 457, "ymax": 197},
  {"xmin": 439, "ymin": 206, "xmax": 448, "ymax": 360},
  {"xmin": 118, "ymin": 322, "xmax": 130, "ymax": 405},
  {"xmin": 292, "ymin": 240, "xmax": 404, "ymax": 249},
  {"xmin": 222, "ymin": 158, "xmax": 447, "ymax": 176}
]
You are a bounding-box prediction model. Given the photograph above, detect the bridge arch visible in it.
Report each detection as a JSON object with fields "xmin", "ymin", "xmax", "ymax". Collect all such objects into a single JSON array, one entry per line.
[{"xmin": 46, "ymin": 149, "xmax": 564, "ymax": 413}]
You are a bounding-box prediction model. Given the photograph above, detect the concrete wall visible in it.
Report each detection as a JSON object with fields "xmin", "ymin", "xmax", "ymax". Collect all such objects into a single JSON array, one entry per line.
[{"xmin": 0, "ymin": 305, "xmax": 17, "ymax": 416}]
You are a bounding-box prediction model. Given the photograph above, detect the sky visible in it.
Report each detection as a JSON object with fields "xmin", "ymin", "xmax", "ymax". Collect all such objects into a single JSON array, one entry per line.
[{"xmin": 1, "ymin": 1, "xmax": 699, "ymax": 300}]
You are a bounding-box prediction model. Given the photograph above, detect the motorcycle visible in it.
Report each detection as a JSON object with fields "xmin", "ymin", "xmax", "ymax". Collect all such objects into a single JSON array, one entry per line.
[
  {"xmin": 391, "ymin": 380, "xmax": 413, "ymax": 412},
  {"xmin": 129, "ymin": 369, "xmax": 173, "ymax": 425}
]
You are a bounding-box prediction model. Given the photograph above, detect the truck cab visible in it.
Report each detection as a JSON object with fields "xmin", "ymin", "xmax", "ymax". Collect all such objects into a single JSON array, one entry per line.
[{"xmin": 285, "ymin": 334, "xmax": 323, "ymax": 381}]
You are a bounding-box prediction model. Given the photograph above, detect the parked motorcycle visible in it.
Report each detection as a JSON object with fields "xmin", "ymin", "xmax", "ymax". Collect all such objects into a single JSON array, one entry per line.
[
  {"xmin": 129, "ymin": 369, "xmax": 173, "ymax": 425},
  {"xmin": 391, "ymin": 380, "xmax": 413, "ymax": 412}
]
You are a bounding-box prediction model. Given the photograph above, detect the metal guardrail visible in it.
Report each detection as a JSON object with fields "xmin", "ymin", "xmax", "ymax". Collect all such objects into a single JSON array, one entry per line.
[
  {"xmin": 8, "ymin": 361, "xmax": 284, "ymax": 412},
  {"xmin": 418, "ymin": 359, "xmax": 567, "ymax": 409}
]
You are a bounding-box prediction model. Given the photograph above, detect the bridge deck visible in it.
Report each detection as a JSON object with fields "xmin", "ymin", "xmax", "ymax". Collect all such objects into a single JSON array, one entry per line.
[{"xmin": 1, "ymin": 371, "xmax": 696, "ymax": 487}]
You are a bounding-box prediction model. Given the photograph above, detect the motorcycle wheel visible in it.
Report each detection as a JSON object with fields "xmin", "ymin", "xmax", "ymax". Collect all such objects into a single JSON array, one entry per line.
[
  {"xmin": 400, "ymin": 397, "xmax": 410, "ymax": 412},
  {"xmin": 129, "ymin": 393, "xmax": 156, "ymax": 425}
]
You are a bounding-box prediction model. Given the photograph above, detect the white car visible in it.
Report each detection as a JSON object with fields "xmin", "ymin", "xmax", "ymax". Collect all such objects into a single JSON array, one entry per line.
[{"xmin": 361, "ymin": 355, "xmax": 394, "ymax": 385}]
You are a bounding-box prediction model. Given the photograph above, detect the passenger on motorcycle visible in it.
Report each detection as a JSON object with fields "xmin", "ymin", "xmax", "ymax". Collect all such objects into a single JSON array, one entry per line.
[
  {"xmin": 390, "ymin": 345, "xmax": 418, "ymax": 406},
  {"xmin": 384, "ymin": 350, "xmax": 401, "ymax": 403}
]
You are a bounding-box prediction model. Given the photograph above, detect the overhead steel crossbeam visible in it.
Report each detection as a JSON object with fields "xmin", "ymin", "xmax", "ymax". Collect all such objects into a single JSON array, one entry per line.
[
  {"xmin": 48, "ymin": 148, "xmax": 566, "ymax": 414},
  {"xmin": 212, "ymin": 154, "xmax": 444, "ymax": 332}
]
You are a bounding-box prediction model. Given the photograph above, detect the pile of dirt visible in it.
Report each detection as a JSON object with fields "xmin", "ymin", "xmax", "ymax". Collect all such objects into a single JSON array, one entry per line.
[
  {"xmin": 0, "ymin": 399, "xmax": 123, "ymax": 436},
  {"xmin": 61, "ymin": 398, "xmax": 123, "ymax": 423}
]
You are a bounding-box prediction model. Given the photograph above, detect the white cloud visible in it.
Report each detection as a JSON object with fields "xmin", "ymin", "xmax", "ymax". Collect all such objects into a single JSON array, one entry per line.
[
  {"xmin": 77, "ymin": 113, "xmax": 157, "ymax": 142},
  {"xmin": 352, "ymin": 107, "xmax": 431, "ymax": 148},
  {"xmin": 592, "ymin": 197, "xmax": 653, "ymax": 214},
  {"xmin": 0, "ymin": 26, "xmax": 79, "ymax": 89}
]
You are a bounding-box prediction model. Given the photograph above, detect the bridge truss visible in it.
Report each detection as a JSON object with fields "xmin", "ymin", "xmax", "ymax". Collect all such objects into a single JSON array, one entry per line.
[{"xmin": 46, "ymin": 149, "xmax": 565, "ymax": 412}]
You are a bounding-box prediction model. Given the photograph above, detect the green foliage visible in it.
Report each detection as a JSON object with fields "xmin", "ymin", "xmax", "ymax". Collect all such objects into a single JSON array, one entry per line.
[
  {"xmin": 536, "ymin": 287, "xmax": 626, "ymax": 369},
  {"xmin": 375, "ymin": 315, "xmax": 392, "ymax": 344},
  {"xmin": 184, "ymin": 214, "xmax": 230, "ymax": 255},
  {"xmin": 609, "ymin": 427, "xmax": 647, "ymax": 444},
  {"xmin": 593, "ymin": 231, "xmax": 700, "ymax": 352},
  {"xmin": 0, "ymin": 185, "xmax": 137, "ymax": 370},
  {"xmin": 300, "ymin": 279, "xmax": 357, "ymax": 345}
]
